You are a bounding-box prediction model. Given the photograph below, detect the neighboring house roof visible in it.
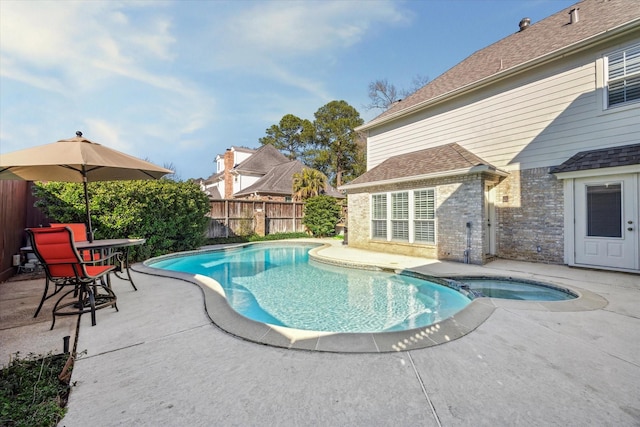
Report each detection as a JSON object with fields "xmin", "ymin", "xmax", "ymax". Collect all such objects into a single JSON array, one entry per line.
[
  {"xmin": 204, "ymin": 170, "xmax": 223, "ymax": 184},
  {"xmin": 235, "ymin": 160, "xmax": 345, "ymax": 198},
  {"xmin": 342, "ymin": 143, "xmax": 506, "ymax": 189},
  {"xmin": 233, "ymin": 144, "xmax": 290, "ymax": 175},
  {"xmin": 360, "ymin": 0, "xmax": 640, "ymax": 131},
  {"xmin": 550, "ymin": 143, "xmax": 640, "ymax": 173},
  {"xmin": 215, "ymin": 146, "xmax": 255, "ymax": 160},
  {"xmin": 205, "ymin": 186, "xmax": 222, "ymax": 200}
]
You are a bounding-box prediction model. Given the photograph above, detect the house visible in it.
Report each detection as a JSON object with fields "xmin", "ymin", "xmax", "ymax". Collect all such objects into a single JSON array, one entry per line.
[
  {"xmin": 341, "ymin": 0, "xmax": 640, "ymax": 273},
  {"xmin": 202, "ymin": 144, "xmax": 343, "ymax": 201},
  {"xmin": 201, "ymin": 146, "xmax": 256, "ymax": 199}
]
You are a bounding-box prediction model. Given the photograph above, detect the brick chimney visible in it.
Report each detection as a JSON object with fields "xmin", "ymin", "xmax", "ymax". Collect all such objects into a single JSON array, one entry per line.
[{"xmin": 224, "ymin": 149, "xmax": 234, "ymax": 198}]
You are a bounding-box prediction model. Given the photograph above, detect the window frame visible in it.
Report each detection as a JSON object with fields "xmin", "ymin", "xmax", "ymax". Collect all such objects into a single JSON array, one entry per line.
[
  {"xmin": 604, "ymin": 43, "xmax": 640, "ymax": 109},
  {"xmin": 370, "ymin": 188, "xmax": 436, "ymax": 244}
]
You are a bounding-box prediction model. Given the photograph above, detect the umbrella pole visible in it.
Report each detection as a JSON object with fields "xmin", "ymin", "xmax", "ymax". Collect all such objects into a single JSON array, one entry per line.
[{"xmin": 83, "ymin": 177, "xmax": 94, "ymax": 242}]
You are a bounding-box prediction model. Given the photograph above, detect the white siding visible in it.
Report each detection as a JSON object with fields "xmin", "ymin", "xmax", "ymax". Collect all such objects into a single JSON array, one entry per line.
[
  {"xmin": 234, "ymin": 174, "xmax": 260, "ymax": 195},
  {"xmin": 367, "ymin": 43, "xmax": 640, "ymax": 172},
  {"xmin": 233, "ymin": 150, "xmax": 253, "ymax": 166}
]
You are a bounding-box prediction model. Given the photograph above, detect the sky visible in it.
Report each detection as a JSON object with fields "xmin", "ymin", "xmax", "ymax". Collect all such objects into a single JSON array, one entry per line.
[{"xmin": 0, "ymin": 0, "xmax": 578, "ymax": 181}]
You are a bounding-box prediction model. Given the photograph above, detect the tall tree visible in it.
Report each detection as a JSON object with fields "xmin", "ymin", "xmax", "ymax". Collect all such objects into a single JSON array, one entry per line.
[
  {"xmin": 292, "ymin": 167, "xmax": 327, "ymax": 201},
  {"xmin": 365, "ymin": 74, "xmax": 430, "ymax": 111},
  {"xmin": 259, "ymin": 114, "xmax": 314, "ymax": 160},
  {"xmin": 312, "ymin": 100, "xmax": 364, "ymax": 187}
]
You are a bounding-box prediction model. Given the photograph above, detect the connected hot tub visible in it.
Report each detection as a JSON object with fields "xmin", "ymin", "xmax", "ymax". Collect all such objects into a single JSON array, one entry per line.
[{"xmin": 445, "ymin": 277, "xmax": 578, "ymax": 301}]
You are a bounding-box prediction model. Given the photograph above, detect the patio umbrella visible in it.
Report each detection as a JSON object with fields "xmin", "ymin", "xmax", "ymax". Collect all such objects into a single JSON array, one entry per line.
[{"xmin": 0, "ymin": 131, "xmax": 173, "ymax": 241}]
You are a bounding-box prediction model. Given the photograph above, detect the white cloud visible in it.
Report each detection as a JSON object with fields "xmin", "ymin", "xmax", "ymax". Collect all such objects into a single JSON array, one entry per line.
[
  {"xmin": 218, "ymin": 1, "xmax": 409, "ymax": 59},
  {"xmin": 1, "ymin": 1, "xmax": 184, "ymax": 95},
  {"xmin": 206, "ymin": 0, "xmax": 412, "ymax": 93}
]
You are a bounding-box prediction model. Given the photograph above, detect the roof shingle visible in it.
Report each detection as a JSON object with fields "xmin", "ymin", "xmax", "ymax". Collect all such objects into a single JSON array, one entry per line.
[
  {"xmin": 550, "ymin": 143, "xmax": 640, "ymax": 173},
  {"xmin": 345, "ymin": 143, "xmax": 498, "ymax": 186},
  {"xmin": 234, "ymin": 144, "xmax": 289, "ymax": 175}
]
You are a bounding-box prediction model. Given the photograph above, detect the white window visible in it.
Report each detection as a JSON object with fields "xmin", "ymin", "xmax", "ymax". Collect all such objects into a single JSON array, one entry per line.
[
  {"xmin": 391, "ymin": 192, "xmax": 409, "ymax": 240},
  {"xmin": 371, "ymin": 194, "xmax": 387, "ymax": 239},
  {"xmin": 371, "ymin": 188, "xmax": 436, "ymax": 244},
  {"xmin": 414, "ymin": 189, "xmax": 435, "ymax": 243},
  {"xmin": 606, "ymin": 43, "xmax": 640, "ymax": 108}
]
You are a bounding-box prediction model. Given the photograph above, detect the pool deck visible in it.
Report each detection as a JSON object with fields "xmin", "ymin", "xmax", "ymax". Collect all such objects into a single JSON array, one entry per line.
[{"xmin": 2, "ymin": 239, "xmax": 639, "ymax": 426}]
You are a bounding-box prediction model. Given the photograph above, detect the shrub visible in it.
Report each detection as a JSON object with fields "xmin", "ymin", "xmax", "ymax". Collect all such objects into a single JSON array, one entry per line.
[
  {"xmin": 33, "ymin": 180, "xmax": 210, "ymax": 261},
  {"xmin": 302, "ymin": 195, "xmax": 341, "ymax": 237},
  {"xmin": 204, "ymin": 232, "xmax": 310, "ymax": 246}
]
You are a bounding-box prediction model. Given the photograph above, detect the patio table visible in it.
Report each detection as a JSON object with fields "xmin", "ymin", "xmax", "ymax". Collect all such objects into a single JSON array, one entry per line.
[
  {"xmin": 74, "ymin": 239, "xmax": 146, "ymax": 290},
  {"xmin": 22, "ymin": 238, "xmax": 146, "ymax": 290}
]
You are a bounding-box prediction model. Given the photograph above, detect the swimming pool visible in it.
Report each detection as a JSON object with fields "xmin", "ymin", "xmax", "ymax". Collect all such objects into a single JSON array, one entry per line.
[
  {"xmin": 149, "ymin": 243, "xmax": 472, "ymax": 333},
  {"xmin": 450, "ymin": 277, "xmax": 577, "ymax": 301}
]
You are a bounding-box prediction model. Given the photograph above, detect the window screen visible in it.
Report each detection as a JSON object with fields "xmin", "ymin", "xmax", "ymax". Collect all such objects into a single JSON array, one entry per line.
[{"xmin": 586, "ymin": 184, "xmax": 622, "ymax": 238}]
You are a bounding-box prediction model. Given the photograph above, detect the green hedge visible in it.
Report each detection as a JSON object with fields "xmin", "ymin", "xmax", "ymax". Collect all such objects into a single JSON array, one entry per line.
[
  {"xmin": 33, "ymin": 180, "xmax": 210, "ymax": 261},
  {"xmin": 302, "ymin": 195, "xmax": 341, "ymax": 237}
]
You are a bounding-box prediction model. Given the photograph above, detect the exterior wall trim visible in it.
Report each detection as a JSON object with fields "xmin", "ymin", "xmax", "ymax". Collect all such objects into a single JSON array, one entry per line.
[{"xmin": 553, "ymin": 164, "xmax": 640, "ymax": 180}]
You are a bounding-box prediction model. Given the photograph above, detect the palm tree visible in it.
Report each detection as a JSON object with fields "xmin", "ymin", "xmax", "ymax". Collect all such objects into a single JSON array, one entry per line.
[{"xmin": 292, "ymin": 168, "xmax": 327, "ymax": 201}]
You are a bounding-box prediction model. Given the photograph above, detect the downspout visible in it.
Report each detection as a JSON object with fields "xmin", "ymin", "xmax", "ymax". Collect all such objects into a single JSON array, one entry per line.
[{"xmin": 464, "ymin": 222, "xmax": 471, "ymax": 264}]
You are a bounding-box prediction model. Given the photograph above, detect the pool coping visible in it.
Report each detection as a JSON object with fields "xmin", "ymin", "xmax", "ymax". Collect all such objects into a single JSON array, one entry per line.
[{"xmin": 134, "ymin": 241, "xmax": 608, "ymax": 353}]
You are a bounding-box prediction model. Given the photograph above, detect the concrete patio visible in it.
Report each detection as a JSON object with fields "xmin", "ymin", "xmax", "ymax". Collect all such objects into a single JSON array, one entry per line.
[{"xmin": 1, "ymin": 240, "xmax": 639, "ymax": 426}]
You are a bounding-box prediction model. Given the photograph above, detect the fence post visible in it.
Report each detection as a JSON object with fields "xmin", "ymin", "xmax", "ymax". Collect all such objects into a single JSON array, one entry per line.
[{"xmin": 254, "ymin": 208, "xmax": 266, "ymax": 236}]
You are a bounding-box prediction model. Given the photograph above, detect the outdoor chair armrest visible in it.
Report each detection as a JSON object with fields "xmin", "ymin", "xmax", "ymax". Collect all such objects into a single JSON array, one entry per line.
[{"xmin": 82, "ymin": 251, "xmax": 124, "ymax": 270}]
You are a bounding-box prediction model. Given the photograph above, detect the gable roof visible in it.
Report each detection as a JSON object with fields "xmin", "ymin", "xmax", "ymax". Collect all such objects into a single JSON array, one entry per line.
[
  {"xmin": 551, "ymin": 143, "xmax": 640, "ymax": 173},
  {"xmin": 233, "ymin": 144, "xmax": 289, "ymax": 175},
  {"xmin": 341, "ymin": 143, "xmax": 506, "ymax": 189},
  {"xmin": 205, "ymin": 186, "xmax": 222, "ymax": 200},
  {"xmin": 235, "ymin": 160, "xmax": 345, "ymax": 198},
  {"xmin": 215, "ymin": 146, "xmax": 255, "ymax": 161},
  {"xmin": 360, "ymin": 0, "xmax": 640, "ymax": 131},
  {"xmin": 235, "ymin": 160, "xmax": 303, "ymax": 197}
]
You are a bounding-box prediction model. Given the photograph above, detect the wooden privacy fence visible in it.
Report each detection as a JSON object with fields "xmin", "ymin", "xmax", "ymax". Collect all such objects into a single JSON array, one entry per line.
[
  {"xmin": 207, "ymin": 200, "xmax": 305, "ymax": 238},
  {"xmin": 0, "ymin": 181, "xmax": 52, "ymax": 281}
]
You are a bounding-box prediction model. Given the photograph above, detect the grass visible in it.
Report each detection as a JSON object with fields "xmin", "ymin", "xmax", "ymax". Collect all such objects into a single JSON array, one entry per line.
[{"xmin": 0, "ymin": 352, "xmax": 72, "ymax": 427}]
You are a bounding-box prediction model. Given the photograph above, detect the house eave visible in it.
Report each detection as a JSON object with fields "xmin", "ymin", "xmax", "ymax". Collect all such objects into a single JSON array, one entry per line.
[
  {"xmin": 356, "ymin": 18, "xmax": 640, "ymax": 133},
  {"xmin": 340, "ymin": 165, "xmax": 509, "ymax": 191},
  {"xmin": 553, "ymin": 164, "xmax": 640, "ymax": 180}
]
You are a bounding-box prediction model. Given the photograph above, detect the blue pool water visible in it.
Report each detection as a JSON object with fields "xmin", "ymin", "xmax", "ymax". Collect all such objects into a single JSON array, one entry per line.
[
  {"xmin": 455, "ymin": 278, "xmax": 576, "ymax": 301},
  {"xmin": 149, "ymin": 243, "xmax": 472, "ymax": 333}
]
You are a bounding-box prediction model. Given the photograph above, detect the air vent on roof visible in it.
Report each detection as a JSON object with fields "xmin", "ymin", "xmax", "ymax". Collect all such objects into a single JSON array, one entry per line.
[
  {"xmin": 569, "ymin": 7, "xmax": 579, "ymax": 24},
  {"xmin": 519, "ymin": 17, "xmax": 531, "ymax": 31}
]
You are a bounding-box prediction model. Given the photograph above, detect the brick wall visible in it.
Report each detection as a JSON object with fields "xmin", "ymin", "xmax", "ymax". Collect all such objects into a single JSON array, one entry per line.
[
  {"xmin": 347, "ymin": 174, "xmax": 485, "ymax": 263},
  {"xmin": 494, "ymin": 167, "xmax": 564, "ymax": 263},
  {"xmin": 346, "ymin": 167, "xmax": 565, "ymax": 265},
  {"xmin": 224, "ymin": 150, "xmax": 234, "ymax": 198},
  {"xmin": 436, "ymin": 175, "xmax": 484, "ymax": 264}
]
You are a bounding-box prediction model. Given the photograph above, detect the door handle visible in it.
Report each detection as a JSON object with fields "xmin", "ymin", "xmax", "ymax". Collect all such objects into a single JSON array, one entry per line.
[{"xmin": 628, "ymin": 227, "xmax": 634, "ymax": 231}]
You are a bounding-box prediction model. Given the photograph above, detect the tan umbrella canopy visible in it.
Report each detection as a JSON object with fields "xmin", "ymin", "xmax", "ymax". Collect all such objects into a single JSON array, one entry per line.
[{"xmin": 0, "ymin": 131, "xmax": 173, "ymax": 240}]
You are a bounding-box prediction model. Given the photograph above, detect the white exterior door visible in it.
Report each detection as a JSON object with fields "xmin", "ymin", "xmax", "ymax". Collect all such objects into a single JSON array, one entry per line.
[{"xmin": 574, "ymin": 174, "xmax": 638, "ymax": 270}]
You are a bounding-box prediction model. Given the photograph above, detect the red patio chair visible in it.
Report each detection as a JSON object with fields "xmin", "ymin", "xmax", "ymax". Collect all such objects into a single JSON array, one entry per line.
[
  {"xmin": 26, "ymin": 227, "xmax": 120, "ymax": 329},
  {"xmin": 49, "ymin": 223, "xmax": 99, "ymax": 260},
  {"xmin": 32, "ymin": 223, "xmax": 100, "ymax": 318}
]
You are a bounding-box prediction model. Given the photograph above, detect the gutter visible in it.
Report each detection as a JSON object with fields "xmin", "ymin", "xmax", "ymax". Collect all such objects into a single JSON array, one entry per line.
[
  {"xmin": 357, "ymin": 18, "xmax": 640, "ymax": 133},
  {"xmin": 339, "ymin": 165, "xmax": 509, "ymax": 191}
]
